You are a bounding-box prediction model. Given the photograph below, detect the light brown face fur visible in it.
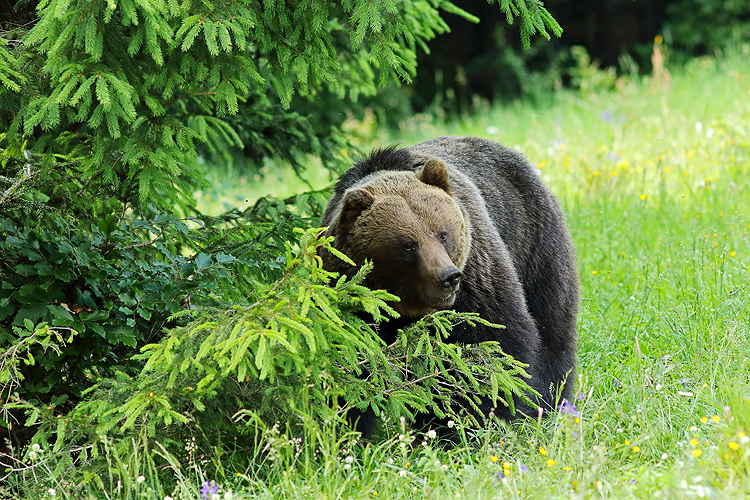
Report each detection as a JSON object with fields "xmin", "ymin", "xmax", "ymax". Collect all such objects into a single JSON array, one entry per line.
[{"xmin": 337, "ymin": 163, "xmax": 469, "ymax": 318}]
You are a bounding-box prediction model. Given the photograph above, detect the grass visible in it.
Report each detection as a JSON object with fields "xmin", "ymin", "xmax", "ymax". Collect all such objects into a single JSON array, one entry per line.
[{"xmin": 10, "ymin": 49, "xmax": 750, "ymax": 499}]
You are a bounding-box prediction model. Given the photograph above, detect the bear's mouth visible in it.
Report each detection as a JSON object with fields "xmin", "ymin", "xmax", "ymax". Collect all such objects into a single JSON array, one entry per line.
[{"xmin": 428, "ymin": 290, "xmax": 457, "ymax": 309}]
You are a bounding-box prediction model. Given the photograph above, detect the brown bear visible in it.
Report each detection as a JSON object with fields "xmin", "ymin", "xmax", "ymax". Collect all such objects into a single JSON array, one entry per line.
[{"xmin": 321, "ymin": 136, "xmax": 579, "ymax": 429}]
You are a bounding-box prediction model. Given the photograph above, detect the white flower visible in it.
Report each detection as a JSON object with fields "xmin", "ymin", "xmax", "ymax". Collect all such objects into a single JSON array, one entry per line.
[
  {"xmin": 164, "ymin": 497, "xmax": 174, "ymax": 500},
  {"xmin": 447, "ymin": 420, "xmax": 455, "ymax": 428},
  {"xmin": 399, "ymin": 469, "xmax": 408, "ymax": 477},
  {"xmin": 29, "ymin": 451, "xmax": 38, "ymax": 461},
  {"xmin": 48, "ymin": 489, "xmax": 56, "ymax": 496},
  {"xmin": 211, "ymin": 494, "xmax": 220, "ymax": 500},
  {"xmin": 136, "ymin": 475, "xmax": 146, "ymax": 484},
  {"xmin": 31, "ymin": 443, "xmax": 42, "ymax": 453},
  {"xmin": 344, "ymin": 455, "xmax": 354, "ymax": 464},
  {"xmin": 224, "ymin": 493, "xmax": 233, "ymax": 500},
  {"xmin": 426, "ymin": 429, "xmax": 437, "ymax": 440},
  {"xmin": 740, "ymin": 435, "xmax": 750, "ymax": 444}
]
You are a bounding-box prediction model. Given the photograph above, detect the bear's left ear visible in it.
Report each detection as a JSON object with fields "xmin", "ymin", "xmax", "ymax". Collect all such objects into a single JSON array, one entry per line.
[
  {"xmin": 337, "ymin": 188, "xmax": 375, "ymax": 231},
  {"xmin": 417, "ymin": 159, "xmax": 451, "ymax": 195}
]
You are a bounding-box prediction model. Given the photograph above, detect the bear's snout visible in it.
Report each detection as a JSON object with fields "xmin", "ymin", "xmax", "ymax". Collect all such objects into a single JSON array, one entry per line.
[{"xmin": 439, "ymin": 266, "xmax": 461, "ymax": 291}]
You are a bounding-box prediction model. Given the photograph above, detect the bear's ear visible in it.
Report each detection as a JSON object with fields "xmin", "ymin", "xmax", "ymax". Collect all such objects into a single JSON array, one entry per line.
[
  {"xmin": 417, "ymin": 159, "xmax": 451, "ymax": 195},
  {"xmin": 338, "ymin": 188, "xmax": 374, "ymax": 229}
]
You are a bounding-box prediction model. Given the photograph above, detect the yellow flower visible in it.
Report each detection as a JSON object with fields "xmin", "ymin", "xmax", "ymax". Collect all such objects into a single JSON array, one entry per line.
[
  {"xmin": 547, "ymin": 459, "xmax": 556, "ymax": 466},
  {"xmin": 592, "ymin": 270, "xmax": 598, "ymax": 275},
  {"xmin": 564, "ymin": 466, "xmax": 572, "ymax": 471},
  {"xmin": 539, "ymin": 446, "xmax": 547, "ymax": 456},
  {"xmin": 371, "ymin": 491, "xmax": 378, "ymax": 497},
  {"xmin": 730, "ymin": 252, "xmax": 736, "ymax": 257},
  {"xmin": 690, "ymin": 439, "xmax": 698, "ymax": 447},
  {"xmin": 655, "ymin": 34, "xmax": 663, "ymax": 44},
  {"xmin": 700, "ymin": 417, "xmax": 709, "ymax": 424},
  {"xmin": 712, "ymin": 415, "xmax": 721, "ymax": 423},
  {"xmin": 692, "ymin": 449, "xmax": 702, "ymax": 457},
  {"xmin": 624, "ymin": 439, "xmax": 630, "ymax": 446},
  {"xmin": 729, "ymin": 442, "xmax": 739, "ymax": 450},
  {"xmin": 491, "ymin": 456, "xmax": 499, "ymax": 463},
  {"xmin": 639, "ymin": 194, "xmax": 647, "ymax": 200},
  {"xmin": 632, "ymin": 446, "xmax": 640, "ymax": 453}
]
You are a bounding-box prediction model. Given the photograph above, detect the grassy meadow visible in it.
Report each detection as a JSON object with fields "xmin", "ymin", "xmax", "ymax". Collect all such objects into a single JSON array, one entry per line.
[
  {"xmin": 15, "ymin": 50, "xmax": 750, "ymax": 499},
  {"xmin": 233, "ymin": 51, "xmax": 750, "ymax": 498}
]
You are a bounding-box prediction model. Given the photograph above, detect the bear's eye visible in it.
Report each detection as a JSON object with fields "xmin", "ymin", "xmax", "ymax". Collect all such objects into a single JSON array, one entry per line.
[
  {"xmin": 438, "ymin": 231, "xmax": 449, "ymax": 243},
  {"xmin": 402, "ymin": 241, "xmax": 418, "ymax": 253}
]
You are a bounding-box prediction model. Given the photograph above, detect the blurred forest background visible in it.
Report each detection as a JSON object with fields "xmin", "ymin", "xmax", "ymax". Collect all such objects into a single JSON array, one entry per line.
[{"xmin": 4, "ymin": 0, "xmax": 746, "ymax": 180}]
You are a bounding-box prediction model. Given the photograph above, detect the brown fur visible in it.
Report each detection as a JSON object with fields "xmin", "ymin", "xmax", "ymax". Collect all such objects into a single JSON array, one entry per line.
[{"xmin": 322, "ymin": 137, "xmax": 579, "ymax": 432}]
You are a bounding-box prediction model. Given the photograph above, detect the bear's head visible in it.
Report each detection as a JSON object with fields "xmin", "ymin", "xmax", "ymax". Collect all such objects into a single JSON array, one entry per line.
[{"xmin": 327, "ymin": 159, "xmax": 470, "ymax": 318}]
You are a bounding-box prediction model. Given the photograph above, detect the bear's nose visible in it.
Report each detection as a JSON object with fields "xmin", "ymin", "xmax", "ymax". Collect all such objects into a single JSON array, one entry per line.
[{"xmin": 439, "ymin": 267, "xmax": 461, "ymax": 290}]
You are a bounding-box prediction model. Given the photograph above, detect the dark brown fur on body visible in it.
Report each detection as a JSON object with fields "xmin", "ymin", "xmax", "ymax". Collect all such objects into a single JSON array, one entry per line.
[{"xmin": 321, "ymin": 136, "xmax": 579, "ymax": 429}]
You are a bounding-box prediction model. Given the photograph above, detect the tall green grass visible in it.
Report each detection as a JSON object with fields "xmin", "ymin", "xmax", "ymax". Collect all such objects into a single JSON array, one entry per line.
[{"xmin": 9, "ymin": 50, "xmax": 750, "ymax": 499}]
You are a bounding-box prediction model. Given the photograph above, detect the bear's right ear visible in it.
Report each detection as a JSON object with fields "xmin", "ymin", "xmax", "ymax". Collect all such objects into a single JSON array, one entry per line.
[
  {"xmin": 338, "ymin": 188, "xmax": 374, "ymax": 229},
  {"xmin": 417, "ymin": 159, "xmax": 451, "ymax": 195}
]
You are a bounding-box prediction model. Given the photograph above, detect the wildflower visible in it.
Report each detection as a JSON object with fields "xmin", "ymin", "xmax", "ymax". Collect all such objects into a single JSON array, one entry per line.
[
  {"xmin": 729, "ymin": 442, "xmax": 739, "ymax": 450},
  {"xmin": 426, "ymin": 429, "xmax": 437, "ymax": 440},
  {"xmin": 399, "ymin": 469, "xmax": 408, "ymax": 477},
  {"xmin": 48, "ymin": 489, "xmax": 56, "ymax": 497},
  {"xmin": 165, "ymin": 497, "xmax": 173, "ymax": 500},
  {"xmin": 640, "ymin": 194, "xmax": 647, "ymax": 200},
  {"xmin": 678, "ymin": 378, "xmax": 692, "ymax": 388},
  {"xmin": 564, "ymin": 466, "xmax": 572, "ymax": 471},
  {"xmin": 712, "ymin": 415, "xmax": 721, "ymax": 423},
  {"xmin": 371, "ymin": 491, "xmax": 378, "ymax": 496},
  {"xmin": 559, "ymin": 399, "xmax": 582, "ymax": 418},
  {"xmin": 136, "ymin": 475, "xmax": 146, "ymax": 484},
  {"xmin": 223, "ymin": 493, "xmax": 233, "ymax": 500},
  {"xmin": 519, "ymin": 463, "xmax": 528, "ymax": 474},
  {"xmin": 692, "ymin": 449, "xmax": 702, "ymax": 457},
  {"xmin": 491, "ymin": 456, "xmax": 499, "ymax": 463},
  {"xmin": 547, "ymin": 459, "xmax": 555, "ymax": 466},
  {"xmin": 601, "ymin": 110, "xmax": 613, "ymax": 122},
  {"xmin": 539, "ymin": 446, "xmax": 547, "ymax": 456},
  {"xmin": 201, "ymin": 481, "xmax": 219, "ymax": 500},
  {"xmin": 447, "ymin": 420, "xmax": 455, "ymax": 428},
  {"xmin": 740, "ymin": 434, "xmax": 749, "ymax": 445},
  {"xmin": 700, "ymin": 417, "xmax": 709, "ymax": 424},
  {"xmin": 633, "ymin": 446, "xmax": 640, "ymax": 453},
  {"xmin": 690, "ymin": 439, "xmax": 698, "ymax": 447}
]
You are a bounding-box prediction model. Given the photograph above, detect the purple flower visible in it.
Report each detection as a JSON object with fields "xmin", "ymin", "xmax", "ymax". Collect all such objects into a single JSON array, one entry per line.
[
  {"xmin": 601, "ymin": 109, "xmax": 613, "ymax": 122},
  {"xmin": 574, "ymin": 391, "xmax": 586, "ymax": 400},
  {"xmin": 613, "ymin": 379, "xmax": 621, "ymax": 388},
  {"xmin": 200, "ymin": 481, "xmax": 219, "ymax": 500},
  {"xmin": 558, "ymin": 398, "xmax": 582, "ymax": 418},
  {"xmin": 678, "ymin": 378, "xmax": 692, "ymax": 388},
  {"xmin": 519, "ymin": 463, "xmax": 527, "ymax": 474}
]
